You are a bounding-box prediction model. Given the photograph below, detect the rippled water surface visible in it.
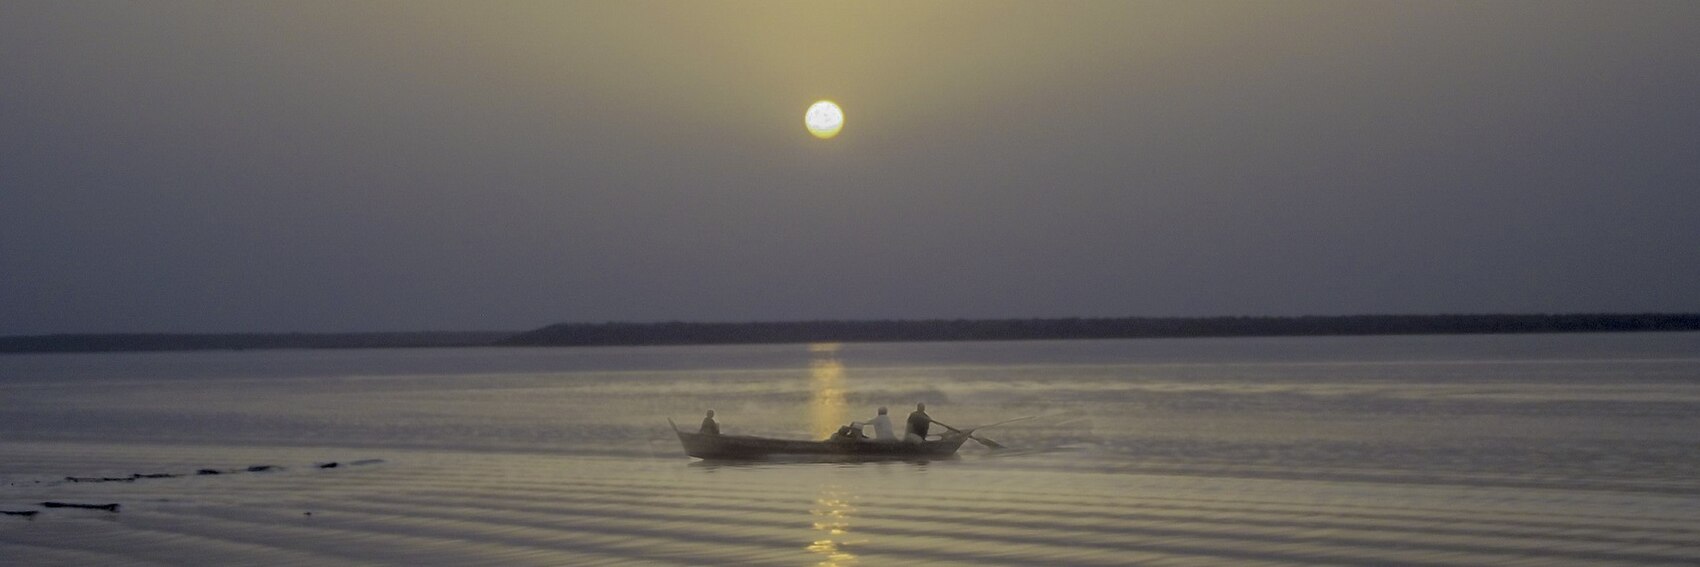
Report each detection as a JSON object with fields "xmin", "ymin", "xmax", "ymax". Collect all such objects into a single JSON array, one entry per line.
[{"xmin": 4, "ymin": 333, "xmax": 1699, "ymax": 565}]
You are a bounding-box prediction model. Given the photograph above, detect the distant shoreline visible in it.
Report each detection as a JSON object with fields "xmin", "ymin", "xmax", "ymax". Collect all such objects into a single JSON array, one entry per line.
[
  {"xmin": 3, "ymin": 313, "xmax": 1697, "ymax": 354},
  {"xmin": 0, "ymin": 331, "xmax": 515, "ymax": 354}
]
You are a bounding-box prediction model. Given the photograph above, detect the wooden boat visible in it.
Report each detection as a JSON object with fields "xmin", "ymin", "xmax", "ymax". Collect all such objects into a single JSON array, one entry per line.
[{"xmin": 668, "ymin": 419, "xmax": 970, "ymax": 460}]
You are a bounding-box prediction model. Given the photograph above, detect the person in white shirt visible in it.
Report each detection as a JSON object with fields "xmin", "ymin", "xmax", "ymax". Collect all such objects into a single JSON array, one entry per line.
[{"xmin": 855, "ymin": 406, "xmax": 897, "ymax": 442}]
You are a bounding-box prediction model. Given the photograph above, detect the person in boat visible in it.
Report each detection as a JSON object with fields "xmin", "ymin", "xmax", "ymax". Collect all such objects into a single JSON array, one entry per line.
[
  {"xmin": 905, "ymin": 403, "xmax": 939, "ymax": 443},
  {"xmin": 851, "ymin": 406, "xmax": 897, "ymax": 442},
  {"xmin": 699, "ymin": 410, "xmax": 720, "ymax": 435},
  {"xmin": 834, "ymin": 423, "xmax": 867, "ymax": 440}
]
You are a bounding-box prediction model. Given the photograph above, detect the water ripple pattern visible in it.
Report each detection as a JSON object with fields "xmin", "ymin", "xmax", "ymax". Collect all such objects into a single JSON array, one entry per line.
[{"xmin": 4, "ymin": 333, "xmax": 1700, "ymax": 565}]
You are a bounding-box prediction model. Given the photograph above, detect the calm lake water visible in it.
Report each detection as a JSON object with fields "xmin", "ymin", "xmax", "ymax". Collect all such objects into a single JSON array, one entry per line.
[{"xmin": 4, "ymin": 333, "xmax": 1699, "ymax": 565}]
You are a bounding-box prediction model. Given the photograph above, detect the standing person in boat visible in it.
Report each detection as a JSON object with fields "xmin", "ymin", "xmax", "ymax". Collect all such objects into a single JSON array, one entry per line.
[
  {"xmin": 905, "ymin": 403, "xmax": 939, "ymax": 443},
  {"xmin": 855, "ymin": 406, "xmax": 897, "ymax": 442},
  {"xmin": 699, "ymin": 410, "xmax": 720, "ymax": 435}
]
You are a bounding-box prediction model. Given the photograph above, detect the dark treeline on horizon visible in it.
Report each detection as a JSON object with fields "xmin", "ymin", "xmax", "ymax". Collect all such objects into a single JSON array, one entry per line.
[
  {"xmin": 0, "ymin": 332, "xmax": 512, "ymax": 354},
  {"xmin": 3, "ymin": 314, "xmax": 1698, "ymax": 354},
  {"xmin": 502, "ymin": 313, "xmax": 1700, "ymax": 347}
]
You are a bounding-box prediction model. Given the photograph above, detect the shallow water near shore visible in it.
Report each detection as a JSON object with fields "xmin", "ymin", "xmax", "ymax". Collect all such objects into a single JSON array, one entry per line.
[{"xmin": 4, "ymin": 333, "xmax": 1700, "ymax": 565}]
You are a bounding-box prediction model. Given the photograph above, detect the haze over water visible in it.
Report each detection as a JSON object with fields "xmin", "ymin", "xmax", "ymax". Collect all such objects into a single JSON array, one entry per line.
[
  {"xmin": 5, "ymin": 2, "xmax": 1699, "ymax": 334},
  {"xmin": 4, "ymin": 332, "xmax": 1699, "ymax": 565},
  {"xmin": 6, "ymin": 3, "xmax": 1697, "ymax": 563}
]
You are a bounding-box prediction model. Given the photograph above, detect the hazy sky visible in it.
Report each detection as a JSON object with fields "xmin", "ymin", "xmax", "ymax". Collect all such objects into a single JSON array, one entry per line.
[{"xmin": 3, "ymin": 1, "xmax": 1698, "ymax": 334}]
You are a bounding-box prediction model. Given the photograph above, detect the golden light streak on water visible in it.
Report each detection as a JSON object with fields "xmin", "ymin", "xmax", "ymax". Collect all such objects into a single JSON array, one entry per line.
[
  {"xmin": 808, "ymin": 343, "xmax": 848, "ymax": 440},
  {"xmin": 806, "ymin": 489, "xmax": 859, "ymax": 566}
]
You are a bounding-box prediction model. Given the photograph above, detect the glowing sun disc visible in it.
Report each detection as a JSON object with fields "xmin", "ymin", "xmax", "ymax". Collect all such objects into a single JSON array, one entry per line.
[{"xmin": 805, "ymin": 101, "xmax": 844, "ymax": 139}]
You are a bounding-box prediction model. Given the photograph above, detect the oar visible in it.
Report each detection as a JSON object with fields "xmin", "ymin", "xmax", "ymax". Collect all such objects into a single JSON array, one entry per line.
[
  {"xmin": 935, "ymin": 415, "xmax": 1038, "ymax": 450},
  {"xmin": 973, "ymin": 415, "xmax": 1038, "ymax": 431},
  {"xmin": 931, "ymin": 421, "xmax": 1006, "ymax": 450}
]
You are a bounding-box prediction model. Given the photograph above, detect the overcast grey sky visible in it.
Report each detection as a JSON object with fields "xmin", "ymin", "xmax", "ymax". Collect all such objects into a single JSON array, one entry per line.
[{"xmin": 3, "ymin": 1, "xmax": 1697, "ymax": 334}]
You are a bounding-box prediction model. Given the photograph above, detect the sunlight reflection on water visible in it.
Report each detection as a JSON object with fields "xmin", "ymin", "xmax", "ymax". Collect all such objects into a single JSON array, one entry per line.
[
  {"xmin": 807, "ymin": 487, "xmax": 860, "ymax": 566},
  {"xmin": 809, "ymin": 343, "xmax": 849, "ymax": 439},
  {"xmin": 5, "ymin": 335, "xmax": 1700, "ymax": 565},
  {"xmin": 807, "ymin": 344, "xmax": 860, "ymax": 565}
]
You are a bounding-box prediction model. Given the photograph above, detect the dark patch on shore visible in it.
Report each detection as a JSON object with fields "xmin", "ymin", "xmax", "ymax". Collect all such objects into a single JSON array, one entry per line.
[
  {"xmin": 25, "ymin": 458, "xmax": 376, "ymax": 486},
  {"xmin": 4, "ymin": 314, "xmax": 1697, "ymax": 353},
  {"xmin": 41, "ymin": 502, "xmax": 119, "ymax": 512},
  {"xmin": 5, "ymin": 458, "xmax": 384, "ymax": 519},
  {"xmin": 0, "ymin": 331, "xmax": 512, "ymax": 353},
  {"xmin": 504, "ymin": 313, "xmax": 1700, "ymax": 347},
  {"xmin": 317, "ymin": 458, "xmax": 386, "ymax": 469},
  {"xmin": 67, "ymin": 472, "xmax": 188, "ymax": 483}
]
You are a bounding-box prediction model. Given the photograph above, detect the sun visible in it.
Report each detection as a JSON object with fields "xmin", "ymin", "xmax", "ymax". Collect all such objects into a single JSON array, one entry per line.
[{"xmin": 805, "ymin": 100, "xmax": 843, "ymax": 139}]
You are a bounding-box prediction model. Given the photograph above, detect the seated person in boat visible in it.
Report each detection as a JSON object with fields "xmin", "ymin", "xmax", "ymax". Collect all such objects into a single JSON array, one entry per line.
[
  {"xmin": 699, "ymin": 409, "xmax": 719, "ymax": 435},
  {"xmin": 833, "ymin": 423, "xmax": 867, "ymax": 441},
  {"xmin": 850, "ymin": 406, "xmax": 897, "ymax": 442},
  {"xmin": 906, "ymin": 403, "xmax": 939, "ymax": 443}
]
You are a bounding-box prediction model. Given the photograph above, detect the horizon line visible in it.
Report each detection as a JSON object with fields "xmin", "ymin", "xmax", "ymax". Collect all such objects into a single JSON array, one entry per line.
[{"xmin": 11, "ymin": 311, "xmax": 1698, "ymax": 340}]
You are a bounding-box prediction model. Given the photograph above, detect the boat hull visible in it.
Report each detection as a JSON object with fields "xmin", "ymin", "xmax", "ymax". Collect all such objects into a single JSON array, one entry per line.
[{"xmin": 672, "ymin": 427, "xmax": 968, "ymax": 460}]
